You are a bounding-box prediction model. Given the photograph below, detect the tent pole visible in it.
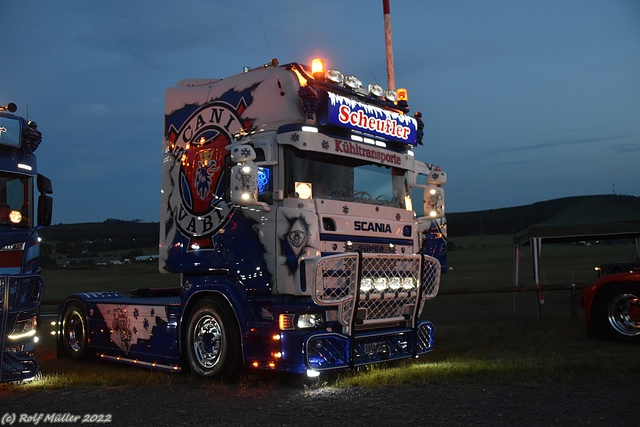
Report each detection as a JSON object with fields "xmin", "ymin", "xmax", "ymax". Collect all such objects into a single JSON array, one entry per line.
[
  {"xmin": 531, "ymin": 237, "xmax": 542, "ymax": 321},
  {"xmin": 513, "ymin": 244, "xmax": 520, "ymax": 315}
]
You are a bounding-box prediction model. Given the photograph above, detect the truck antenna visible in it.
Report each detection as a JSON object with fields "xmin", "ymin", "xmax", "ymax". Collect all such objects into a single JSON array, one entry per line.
[
  {"xmin": 383, "ymin": 0, "xmax": 395, "ymax": 90},
  {"xmin": 259, "ymin": 6, "xmax": 274, "ymax": 63}
]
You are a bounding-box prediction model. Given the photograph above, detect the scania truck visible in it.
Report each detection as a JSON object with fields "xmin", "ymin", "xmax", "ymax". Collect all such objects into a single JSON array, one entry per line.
[
  {"xmin": 0, "ymin": 102, "xmax": 53, "ymax": 382},
  {"xmin": 57, "ymin": 58, "xmax": 446, "ymax": 379}
]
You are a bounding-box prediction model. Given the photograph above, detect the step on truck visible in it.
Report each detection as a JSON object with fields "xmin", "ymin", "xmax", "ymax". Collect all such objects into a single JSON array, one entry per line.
[
  {"xmin": 1, "ymin": 102, "xmax": 53, "ymax": 382},
  {"xmin": 57, "ymin": 58, "xmax": 446, "ymax": 379}
]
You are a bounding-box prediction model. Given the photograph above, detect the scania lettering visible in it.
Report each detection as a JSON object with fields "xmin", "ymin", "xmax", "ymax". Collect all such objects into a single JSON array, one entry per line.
[
  {"xmin": 0, "ymin": 102, "xmax": 53, "ymax": 382},
  {"xmin": 57, "ymin": 58, "xmax": 446, "ymax": 379},
  {"xmin": 354, "ymin": 221, "xmax": 392, "ymax": 233}
]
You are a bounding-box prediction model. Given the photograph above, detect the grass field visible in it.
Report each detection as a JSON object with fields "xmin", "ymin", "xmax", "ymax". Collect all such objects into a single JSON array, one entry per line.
[{"xmin": 17, "ymin": 235, "xmax": 640, "ymax": 388}]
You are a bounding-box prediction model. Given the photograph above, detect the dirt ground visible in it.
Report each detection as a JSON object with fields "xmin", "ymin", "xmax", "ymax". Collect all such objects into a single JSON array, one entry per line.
[{"xmin": 2, "ymin": 377, "xmax": 639, "ymax": 426}]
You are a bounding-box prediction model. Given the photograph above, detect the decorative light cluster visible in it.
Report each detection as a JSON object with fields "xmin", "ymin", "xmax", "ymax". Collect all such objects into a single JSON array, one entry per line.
[
  {"xmin": 360, "ymin": 277, "xmax": 416, "ymax": 293},
  {"xmin": 312, "ymin": 58, "xmax": 404, "ymax": 104}
]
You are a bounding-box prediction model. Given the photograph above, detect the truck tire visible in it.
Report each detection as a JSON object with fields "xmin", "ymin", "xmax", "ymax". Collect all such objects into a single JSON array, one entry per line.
[
  {"xmin": 593, "ymin": 282, "xmax": 640, "ymax": 343},
  {"xmin": 184, "ymin": 297, "xmax": 241, "ymax": 380},
  {"xmin": 60, "ymin": 302, "xmax": 93, "ymax": 361}
]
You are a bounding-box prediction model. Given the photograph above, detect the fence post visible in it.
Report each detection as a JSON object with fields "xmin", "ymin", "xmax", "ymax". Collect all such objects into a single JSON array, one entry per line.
[{"xmin": 570, "ymin": 283, "xmax": 577, "ymax": 321}]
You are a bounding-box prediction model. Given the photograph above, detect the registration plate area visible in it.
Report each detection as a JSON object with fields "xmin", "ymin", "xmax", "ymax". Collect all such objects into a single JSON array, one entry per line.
[
  {"xmin": 353, "ymin": 331, "xmax": 414, "ymax": 365},
  {"xmin": 306, "ymin": 329, "xmax": 416, "ymax": 371}
]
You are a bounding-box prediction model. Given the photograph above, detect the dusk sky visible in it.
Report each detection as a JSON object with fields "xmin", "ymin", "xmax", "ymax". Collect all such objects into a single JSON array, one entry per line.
[{"xmin": 1, "ymin": 0, "xmax": 638, "ymax": 224}]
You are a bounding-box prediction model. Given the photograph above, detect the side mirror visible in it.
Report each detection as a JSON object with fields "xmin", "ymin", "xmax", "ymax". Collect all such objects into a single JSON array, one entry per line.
[
  {"xmin": 37, "ymin": 195, "xmax": 53, "ymax": 227},
  {"xmin": 36, "ymin": 174, "xmax": 53, "ymax": 226},
  {"xmin": 37, "ymin": 174, "xmax": 53, "ymax": 194},
  {"xmin": 424, "ymin": 185, "xmax": 445, "ymax": 219},
  {"xmin": 410, "ymin": 184, "xmax": 445, "ymax": 222},
  {"xmin": 228, "ymin": 144, "xmax": 270, "ymax": 212}
]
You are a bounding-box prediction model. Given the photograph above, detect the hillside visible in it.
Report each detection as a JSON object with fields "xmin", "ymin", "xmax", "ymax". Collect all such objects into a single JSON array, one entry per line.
[
  {"xmin": 447, "ymin": 194, "xmax": 640, "ymax": 237},
  {"xmin": 39, "ymin": 195, "xmax": 640, "ymax": 244}
]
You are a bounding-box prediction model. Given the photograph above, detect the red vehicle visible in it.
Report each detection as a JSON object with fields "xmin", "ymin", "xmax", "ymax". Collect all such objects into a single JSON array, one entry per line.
[{"xmin": 581, "ymin": 270, "xmax": 640, "ymax": 343}]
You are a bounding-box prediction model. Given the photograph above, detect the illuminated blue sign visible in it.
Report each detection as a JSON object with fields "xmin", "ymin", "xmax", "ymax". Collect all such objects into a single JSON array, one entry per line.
[
  {"xmin": 325, "ymin": 93, "xmax": 417, "ymax": 145},
  {"xmin": 257, "ymin": 166, "xmax": 271, "ymax": 196}
]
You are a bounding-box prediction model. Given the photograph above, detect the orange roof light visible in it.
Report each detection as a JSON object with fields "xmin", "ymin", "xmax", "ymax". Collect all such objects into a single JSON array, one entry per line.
[
  {"xmin": 312, "ymin": 58, "xmax": 325, "ymax": 80},
  {"xmin": 397, "ymin": 88, "xmax": 408, "ymax": 102}
]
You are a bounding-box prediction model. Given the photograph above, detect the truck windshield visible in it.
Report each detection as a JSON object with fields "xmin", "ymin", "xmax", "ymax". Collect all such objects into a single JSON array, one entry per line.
[
  {"xmin": 284, "ymin": 146, "xmax": 406, "ymax": 207},
  {"xmin": 0, "ymin": 172, "xmax": 33, "ymax": 228}
]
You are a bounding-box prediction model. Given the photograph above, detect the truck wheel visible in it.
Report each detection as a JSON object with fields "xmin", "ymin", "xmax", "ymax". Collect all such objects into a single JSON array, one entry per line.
[
  {"xmin": 61, "ymin": 303, "xmax": 93, "ymax": 361},
  {"xmin": 184, "ymin": 298, "xmax": 241, "ymax": 380},
  {"xmin": 593, "ymin": 283, "xmax": 640, "ymax": 343}
]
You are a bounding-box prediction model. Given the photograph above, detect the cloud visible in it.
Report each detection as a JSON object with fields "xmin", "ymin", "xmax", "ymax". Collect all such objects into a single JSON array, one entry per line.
[{"xmin": 484, "ymin": 135, "xmax": 628, "ymax": 156}]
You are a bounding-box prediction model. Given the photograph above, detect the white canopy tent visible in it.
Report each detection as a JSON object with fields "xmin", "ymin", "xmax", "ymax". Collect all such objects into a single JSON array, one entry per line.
[{"xmin": 512, "ymin": 196, "xmax": 640, "ymax": 315}]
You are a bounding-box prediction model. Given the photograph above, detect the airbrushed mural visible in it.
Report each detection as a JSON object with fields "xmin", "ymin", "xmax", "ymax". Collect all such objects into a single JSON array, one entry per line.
[
  {"xmin": 160, "ymin": 85, "xmax": 271, "ymax": 290},
  {"xmin": 96, "ymin": 304, "xmax": 169, "ymax": 353}
]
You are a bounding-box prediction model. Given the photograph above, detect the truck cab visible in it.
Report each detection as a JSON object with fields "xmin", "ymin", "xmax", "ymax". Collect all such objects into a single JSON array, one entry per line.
[
  {"xmin": 58, "ymin": 59, "xmax": 445, "ymax": 379},
  {"xmin": 0, "ymin": 105, "xmax": 52, "ymax": 382}
]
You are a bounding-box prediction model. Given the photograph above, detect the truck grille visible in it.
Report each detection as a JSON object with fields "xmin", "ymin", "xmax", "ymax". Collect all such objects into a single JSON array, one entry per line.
[{"xmin": 311, "ymin": 253, "xmax": 440, "ymax": 330}]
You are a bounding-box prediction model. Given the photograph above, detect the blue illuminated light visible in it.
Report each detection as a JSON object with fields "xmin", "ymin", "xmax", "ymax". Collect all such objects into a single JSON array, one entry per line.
[{"xmin": 257, "ymin": 167, "xmax": 270, "ymax": 195}]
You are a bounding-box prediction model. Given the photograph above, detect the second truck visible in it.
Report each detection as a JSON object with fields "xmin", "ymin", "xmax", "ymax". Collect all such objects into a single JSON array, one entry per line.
[
  {"xmin": 1, "ymin": 102, "xmax": 52, "ymax": 382},
  {"xmin": 57, "ymin": 58, "xmax": 446, "ymax": 379}
]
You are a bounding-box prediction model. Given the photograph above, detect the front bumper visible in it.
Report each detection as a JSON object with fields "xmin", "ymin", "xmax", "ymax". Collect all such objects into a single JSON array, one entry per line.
[
  {"xmin": 1, "ymin": 275, "xmax": 44, "ymax": 382},
  {"xmin": 306, "ymin": 321, "xmax": 434, "ymax": 371}
]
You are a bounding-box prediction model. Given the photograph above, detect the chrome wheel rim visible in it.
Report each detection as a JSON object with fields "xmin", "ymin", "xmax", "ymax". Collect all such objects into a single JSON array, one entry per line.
[
  {"xmin": 66, "ymin": 311, "xmax": 85, "ymax": 352},
  {"xmin": 607, "ymin": 293, "xmax": 640, "ymax": 337},
  {"xmin": 193, "ymin": 315, "xmax": 222, "ymax": 369}
]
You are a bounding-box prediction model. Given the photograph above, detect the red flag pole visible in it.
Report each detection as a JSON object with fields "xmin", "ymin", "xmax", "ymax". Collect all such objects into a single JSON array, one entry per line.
[{"xmin": 383, "ymin": 0, "xmax": 395, "ymax": 91}]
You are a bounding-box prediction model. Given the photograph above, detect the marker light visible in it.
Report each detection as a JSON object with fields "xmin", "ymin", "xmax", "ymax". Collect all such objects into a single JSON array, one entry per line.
[
  {"xmin": 295, "ymin": 182, "xmax": 312, "ymax": 199},
  {"xmin": 397, "ymin": 88, "xmax": 408, "ymax": 101},
  {"xmin": 279, "ymin": 314, "xmax": 295, "ymax": 330},
  {"xmin": 312, "ymin": 58, "xmax": 325, "ymax": 80}
]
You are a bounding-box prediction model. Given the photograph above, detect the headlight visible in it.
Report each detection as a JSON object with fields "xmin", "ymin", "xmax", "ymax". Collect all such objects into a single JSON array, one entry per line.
[
  {"xmin": 368, "ymin": 84, "xmax": 384, "ymax": 97},
  {"xmin": 9, "ymin": 210, "xmax": 22, "ymax": 224},
  {"xmin": 8, "ymin": 317, "xmax": 37, "ymax": 340},
  {"xmin": 278, "ymin": 313, "xmax": 324, "ymax": 330},
  {"xmin": 1, "ymin": 241, "xmax": 26, "ymax": 251},
  {"xmin": 297, "ymin": 313, "xmax": 324, "ymax": 329},
  {"xmin": 384, "ymin": 90, "xmax": 398, "ymax": 102},
  {"xmin": 344, "ymin": 75, "xmax": 362, "ymax": 90},
  {"xmin": 327, "ymin": 69, "xmax": 344, "ymax": 85}
]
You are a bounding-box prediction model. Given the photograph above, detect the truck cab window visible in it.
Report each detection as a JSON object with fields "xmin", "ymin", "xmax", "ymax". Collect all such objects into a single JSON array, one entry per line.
[
  {"xmin": 0, "ymin": 172, "xmax": 32, "ymax": 227},
  {"xmin": 283, "ymin": 146, "xmax": 404, "ymax": 207}
]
